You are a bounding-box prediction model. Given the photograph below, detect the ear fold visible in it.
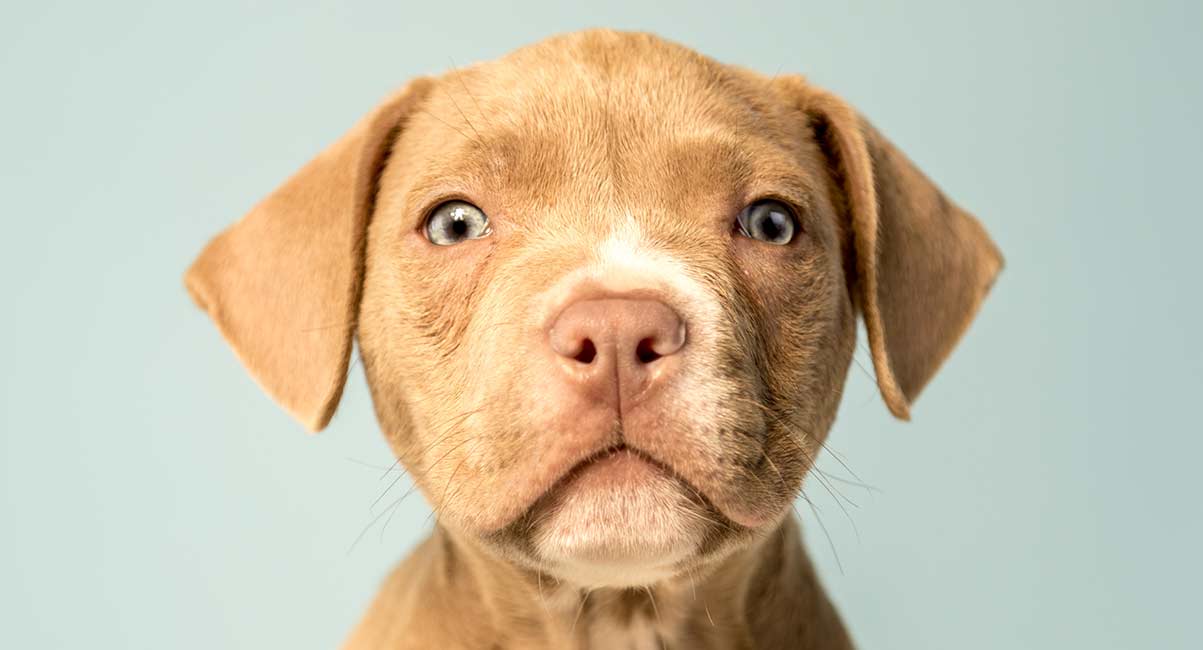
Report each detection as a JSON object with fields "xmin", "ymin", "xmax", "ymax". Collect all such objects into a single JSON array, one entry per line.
[
  {"xmin": 782, "ymin": 78, "xmax": 1003, "ymax": 420},
  {"xmin": 185, "ymin": 78, "xmax": 434, "ymax": 432}
]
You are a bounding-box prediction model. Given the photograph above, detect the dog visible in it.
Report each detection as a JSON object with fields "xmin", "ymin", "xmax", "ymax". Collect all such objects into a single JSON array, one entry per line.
[{"xmin": 186, "ymin": 29, "xmax": 1001, "ymax": 649}]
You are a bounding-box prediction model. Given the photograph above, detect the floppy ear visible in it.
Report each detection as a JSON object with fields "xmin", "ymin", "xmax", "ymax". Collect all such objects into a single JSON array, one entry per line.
[
  {"xmin": 185, "ymin": 78, "xmax": 434, "ymax": 432},
  {"xmin": 781, "ymin": 77, "xmax": 1003, "ymax": 420}
]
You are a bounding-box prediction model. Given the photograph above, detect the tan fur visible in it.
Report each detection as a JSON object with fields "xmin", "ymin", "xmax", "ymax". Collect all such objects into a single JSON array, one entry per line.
[
  {"xmin": 185, "ymin": 77, "xmax": 436, "ymax": 431},
  {"xmin": 185, "ymin": 29, "xmax": 1001, "ymax": 649}
]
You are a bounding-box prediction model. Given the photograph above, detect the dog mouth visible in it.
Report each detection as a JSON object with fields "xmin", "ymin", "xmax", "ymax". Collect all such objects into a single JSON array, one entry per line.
[
  {"xmin": 525, "ymin": 442, "xmax": 732, "ymax": 525},
  {"xmin": 547, "ymin": 444, "xmax": 663, "ymax": 493},
  {"xmin": 501, "ymin": 441, "xmax": 751, "ymax": 586}
]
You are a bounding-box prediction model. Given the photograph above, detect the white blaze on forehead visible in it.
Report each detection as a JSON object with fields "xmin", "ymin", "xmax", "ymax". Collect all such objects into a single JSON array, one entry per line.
[
  {"xmin": 589, "ymin": 216, "xmax": 722, "ymax": 326},
  {"xmin": 595, "ymin": 216, "xmax": 651, "ymax": 272}
]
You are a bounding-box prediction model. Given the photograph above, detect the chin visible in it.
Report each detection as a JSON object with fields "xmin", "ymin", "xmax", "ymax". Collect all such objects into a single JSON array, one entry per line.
[{"xmin": 527, "ymin": 448, "xmax": 713, "ymax": 588}]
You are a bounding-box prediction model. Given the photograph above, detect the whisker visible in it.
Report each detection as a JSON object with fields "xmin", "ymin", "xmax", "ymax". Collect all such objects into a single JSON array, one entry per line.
[
  {"xmin": 644, "ymin": 586, "xmax": 661, "ymax": 626},
  {"xmin": 449, "ymin": 56, "xmax": 491, "ymax": 130},
  {"xmin": 816, "ymin": 468, "xmax": 881, "ymax": 494},
  {"xmin": 537, "ymin": 570, "xmax": 549, "ymax": 612},
  {"xmin": 378, "ymin": 457, "xmax": 401, "ymax": 480},
  {"xmin": 368, "ymin": 410, "xmax": 482, "ymax": 516},
  {"xmin": 379, "ymin": 481, "xmax": 422, "ymax": 542},
  {"xmin": 797, "ymin": 495, "xmax": 843, "ymax": 575},
  {"xmin": 778, "ymin": 431, "xmax": 862, "ymax": 531},
  {"xmin": 391, "ymin": 436, "xmax": 481, "ymax": 537},
  {"xmin": 816, "ymin": 441, "xmax": 867, "ymax": 485},
  {"xmin": 344, "ymin": 457, "xmax": 396, "ymax": 472},
  {"xmin": 430, "ymin": 437, "xmax": 487, "ymax": 522},
  {"xmin": 398, "ymin": 404, "xmax": 489, "ymax": 469},
  {"xmin": 761, "ymin": 452, "xmax": 787, "ymax": 491},
  {"xmin": 570, "ymin": 589, "xmax": 591, "ymax": 635},
  {"xmin": 370, "ymin": 467, "xmax": 410, "ymax": 510},
  {"xmin": 441, "ymin": 80, "xmax": 481, "ymax": 141},
  {"xmin": 348, "ymin": 488, "xmax": 419, "ymax": 555},
  {"xmin": 850, "ymin": 354, "xmax": 876, "ymax": 383},
  {"xmin": 733, "ymin": 414, "xmax": 862, "ymax": 541},
  {"xmin": 418, "ymin": 107, "xmax": 472, "ymax": 141}
]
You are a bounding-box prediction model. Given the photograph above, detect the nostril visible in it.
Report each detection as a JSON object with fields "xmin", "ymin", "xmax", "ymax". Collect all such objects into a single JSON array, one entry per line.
[
  {"xmin": 635, "ymin": 338, "xmax": 662, "ymax": 364},
  {"xmin": 549, "ymin": 298, "xmax": 685, "ymax": 371},
  {"xmin": 574, "ymin": 339, "xmax": 597, "ymax": 364}
]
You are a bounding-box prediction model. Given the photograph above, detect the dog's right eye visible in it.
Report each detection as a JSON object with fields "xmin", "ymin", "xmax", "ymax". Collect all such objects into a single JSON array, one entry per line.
[
  {"xmin": 736, "ymin": 199, "xmax": 798, "ymax": 246},
  {"xmin": 424, "ymin": 201, "xmax": 492, "ymax": 246}
]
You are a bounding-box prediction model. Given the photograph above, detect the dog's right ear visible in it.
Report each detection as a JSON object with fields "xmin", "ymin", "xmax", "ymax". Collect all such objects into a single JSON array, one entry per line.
[
  {"xmin": 775, "ymin": 76, "xmax": 1003, "ymax": 420},
  {"xmin": 185, "ymin": 78, "xmax": 435, "ymax": 432}
]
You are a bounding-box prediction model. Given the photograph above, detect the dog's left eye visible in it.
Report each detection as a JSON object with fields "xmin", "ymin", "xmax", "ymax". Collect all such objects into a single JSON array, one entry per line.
[
  {"xmin": 424, "ymin": 201, "xmax": 492, "ymax": 246},
  {"xmin": 736, "ymin": 200, "xmax": 798, "ymax": 245}
]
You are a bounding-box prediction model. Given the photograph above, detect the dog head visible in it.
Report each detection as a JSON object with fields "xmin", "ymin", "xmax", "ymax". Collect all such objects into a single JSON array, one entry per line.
[{"xmin": 186, "ymin": 30, "xmax": 1001, "ymax": 588}]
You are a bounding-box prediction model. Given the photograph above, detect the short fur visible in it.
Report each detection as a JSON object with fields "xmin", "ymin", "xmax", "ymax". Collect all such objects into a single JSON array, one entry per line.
[{"xmin": 186, "ymin": 30, "xmax": 1001, "ymax": 649}]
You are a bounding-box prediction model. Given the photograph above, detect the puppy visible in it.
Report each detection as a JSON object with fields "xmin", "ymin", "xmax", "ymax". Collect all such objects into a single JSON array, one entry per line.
[{"xmin": 186, "ymin": 29, "xmax": 1001, "ymax": 649}]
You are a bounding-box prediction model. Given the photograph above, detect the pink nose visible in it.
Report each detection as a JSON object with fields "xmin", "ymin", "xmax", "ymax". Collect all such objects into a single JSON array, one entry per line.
[{"xmin": 548, "ymin": 298, "xmax": 687, "ymax": 408}]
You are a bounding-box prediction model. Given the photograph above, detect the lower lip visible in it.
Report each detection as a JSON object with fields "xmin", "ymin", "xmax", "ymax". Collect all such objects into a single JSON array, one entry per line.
[{"xmin": 565, "ymin": 449, "xmax": 664, "ymax": 492}]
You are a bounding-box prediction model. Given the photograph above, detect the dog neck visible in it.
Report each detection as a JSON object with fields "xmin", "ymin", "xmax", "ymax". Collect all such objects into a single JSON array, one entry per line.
[{"xmin": 343, "ymin": 516, "xmax": 854, "ymax": 649}]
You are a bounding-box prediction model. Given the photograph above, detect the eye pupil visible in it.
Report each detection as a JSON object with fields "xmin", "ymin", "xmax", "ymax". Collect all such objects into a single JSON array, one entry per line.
[
  {"xmin": 762, "ymin": 213, "xmax": 783, "ymax": 240},
  {"xmin": 451, "ymin": 219, "xmax": 468, "ymax": 236}
]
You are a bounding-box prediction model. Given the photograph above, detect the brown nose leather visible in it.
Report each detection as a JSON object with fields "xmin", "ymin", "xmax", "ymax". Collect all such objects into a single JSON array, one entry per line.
[{"xmin": 548, "ymin": 298, "xmax": 686, "ymax": 409}]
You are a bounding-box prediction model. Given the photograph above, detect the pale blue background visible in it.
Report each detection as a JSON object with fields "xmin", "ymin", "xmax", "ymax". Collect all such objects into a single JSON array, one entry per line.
[{"xmin": 2, "ymin": 1, "xmax": 1200, "ymax": 648}]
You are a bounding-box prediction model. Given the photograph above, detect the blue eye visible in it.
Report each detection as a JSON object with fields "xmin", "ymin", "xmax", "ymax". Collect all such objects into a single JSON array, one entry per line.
[
  {"xmin": 736, "ymin": 200, "xmax": 798, "ymax": 245},
  {"xmin": 424, "ymin": 201, "xmax": 492, "ymax": 246}
]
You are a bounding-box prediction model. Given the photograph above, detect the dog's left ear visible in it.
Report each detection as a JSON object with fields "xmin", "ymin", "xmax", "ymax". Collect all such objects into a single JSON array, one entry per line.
[
  {"xmin": 185, "ymin": 78, "xmax": 435, "ymax": 432},
  {"xmin": 776, "ymin": 76, "xmax": 1003, "ymax": 420}
]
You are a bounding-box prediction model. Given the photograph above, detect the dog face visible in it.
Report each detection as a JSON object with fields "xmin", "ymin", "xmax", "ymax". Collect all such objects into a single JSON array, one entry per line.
[{"xmin": 187, "ymin": 31, "xmax": 1001, "ymax": 588}]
